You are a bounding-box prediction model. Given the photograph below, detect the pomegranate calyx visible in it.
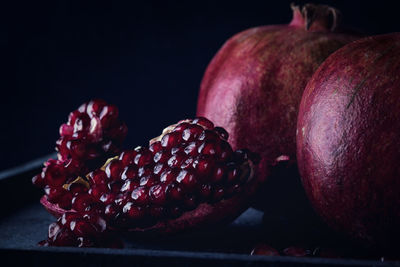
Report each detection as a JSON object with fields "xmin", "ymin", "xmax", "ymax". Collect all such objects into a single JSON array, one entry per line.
[{"xmin": 290, "ymin": 3, "xmax": 341, "ymax": 32}]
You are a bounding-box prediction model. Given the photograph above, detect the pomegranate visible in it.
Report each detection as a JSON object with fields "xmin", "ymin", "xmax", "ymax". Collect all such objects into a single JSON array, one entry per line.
[
  {"xmin": 297, "ymin": 33, "xmax": 400, "ymax": 249},
  {"xmin": 196, "ymin": 3, "xmax": 360, "ymax": 203},
  {"xmin": 40, "ymin": 117, "xmax": 261, "ymax": 246},
  {"xmin": 32, "ymin": 99, "xmax": 128, "ymax": 210},
  {"xmin": 251, "ymin": 244, "xmax": 280, "ymax": 256}
]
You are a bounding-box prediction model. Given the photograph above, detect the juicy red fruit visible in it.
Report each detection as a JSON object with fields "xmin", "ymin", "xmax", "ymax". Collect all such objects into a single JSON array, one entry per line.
[
  {"xmin": 297, "ymin": 33, "xmax": 400, "ymax": 249},
  {"xmin": 41, "ymin": 117, "xmax": 260, "ymax": 246},
  {"xmin": 196, "ymin": 4, "xmax": 361, "ymax": 212}
]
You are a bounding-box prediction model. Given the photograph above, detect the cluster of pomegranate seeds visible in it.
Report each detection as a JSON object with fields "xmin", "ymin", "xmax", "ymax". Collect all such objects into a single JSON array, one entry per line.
[
  {"xmin": 32, "ymin": 99, "xmax": 127, "ymax": 210},
  {"xmin": 56, "ymin": 99, "xmax": 127, "ymax": 164},
  {"xmin": 73, "ymin": 117, "xmax": 258, "ymax": 229},
  {"xmin": 39, "ymin": 211, "xmax": 122, "ymax": 248},
  {"xmin": 39, "ymin": 117, "xmax": 258, "ymax": 247}
]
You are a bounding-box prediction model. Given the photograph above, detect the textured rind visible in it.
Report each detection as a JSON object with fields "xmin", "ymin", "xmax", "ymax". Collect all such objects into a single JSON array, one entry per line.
[
  {"xmin": 296, "ymin": 33, "xmax": 400, "ymax": 248},
  {"xmin": 41, "ymin": 159, "xmax": 267, "ymax": 235},
  {"xmin": 196, "ymin": 23, "xmax": 359, "ymax": 183}
]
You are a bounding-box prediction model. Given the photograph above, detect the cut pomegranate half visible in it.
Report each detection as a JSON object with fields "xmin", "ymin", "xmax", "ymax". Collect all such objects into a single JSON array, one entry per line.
[{"xmin": 40, "ymin": 117, "xmax": 264, "ymax": 240}]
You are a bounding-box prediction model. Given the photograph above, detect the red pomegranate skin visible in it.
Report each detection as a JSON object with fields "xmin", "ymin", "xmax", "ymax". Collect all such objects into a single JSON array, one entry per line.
[
  {"xmin": 197, "ymin": 5, "xmax": 360, "ymax": 181},
  {"xmin": 297, "ymin": 33, "xmax": 400, "ymax": 248}
]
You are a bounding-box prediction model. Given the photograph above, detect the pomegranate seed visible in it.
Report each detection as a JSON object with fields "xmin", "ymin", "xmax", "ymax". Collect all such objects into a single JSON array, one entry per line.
[
  {"xmin": 48, "ymin": 222, "xmax": 61, "ymax": 240},
  {"xmin": 193, "ymin": 155, "xmax": 215, "ymax": 177},
  {"xmin": 138, "ymin": 166, "xmax": 152, "ymax": 177},
  {"xmin": 212, "ymin": 165, "xmax": 226, "ymax": 184},
  {"xmin": 121, "ymin": 179, "xmax": 139, "ymax": 193},
  {"xmin": 100, "ymin": 105, "xmax": 119, "ymax": 128},
  {"xmin": 72, "ymin": 194, "xmax": 95, "ymax": 212},
  {"xmin": 153, "ymin": 150, "xmax": 170, "ymax": 163},
  {"xmin": 192, "ymin": 117, "xmax": 214, "ymax": 129},
  {"xmin": 100, "ymin": 193, "xmax": 116, "ymax": 205},
  {"xmin": 123, "ymin": 202, "xmax": 145, "ymax": 220},
  {"xmin": 166, "ymin": 183, "xmax": 183, "ymax": 202},
  {"xmin": 86, "ymin": 99, "xmax": 107, "ymax": 116},
  {"xmin": 149, "ymin": 141, "xmax": 163, "ymax": 153},
  {"xmin": 153, "ymin": 163, "xmax": 167, "ymax": 176},
  {"xmin": 212, "ymin": 187, "xmax": 225, "ymax": 202},
  {"xmin": 131, "ymin": 187, "xmax": 149, "ymax": 205},
  {"xmin": 160, "ymin": 169, "xmax": 179, "ymax": 183},
  {"xmin": 176, "ymin": 169, "xmax": 197, "ymax": 190},
  {"xmin": 87, "ymin": 169, "xmax": 107, "ymax": 185},
  {"xmin": 180, "ymin": 157, "xmax": 195, "ymax": 170},
  {"xmin": 58, "ymin": 192, "xmax": 73, "ymax": 210},
  {"xmin": 134, "ymin": 148, "xmax": 152, "ymax": 167},
  {"xmin": 32, "ymin": 174, "xmax": 46, "ymax": 188},
  {"xmin": 219, "ymin": 140, "xmax": 233, "ymax": 161},
  {"xmin": 104, "ymin": 204, "xmax": 118, "ymax": 219},
  {"xmin": 184, "ymin": 142, "xmax": 198, "ymax": 156},
  {"xmin": 61, "ymin": 212, "xmax": 81, "ymax": 226},
  {"xmin": 167, "ymin": 153, "xmax": 186, "ymax": 168},
  {"xmin": 119, "ymin": 150, "xmax": 138, "ymax": 165},
  {"xmin": 114, "ymin": 193, "xmax": 130, "ymax": 208},
  {"xmin": 45, "ymin": 163, "xmax": 67, "ymax": 187},
  {"xmin": 121, "ymin": 166, "xmax": 138, "ymax": 180},
  {"xmin": 105, "ymin": 160, "xmax": 123, "ymax": 180},
  {"xmin": 149, "ymin": 184, "xmax": 167, "ymax": 205},
  {"xmin": 88, "ymin": 184, "xmax": 109, "ymax": 200},
  {"xmin": 161, "ymin": 131, "xmax": 182, "ymax": 148},
  {"xmin": 251, "ymin": 244, "xmax": 280, "ymax": 256},
  {"xmin": 182, "ymin": 125, "xmax": 203, "ymax": 142},
  {"xmin": 173, "ymin": 122, "xmax": 191, "ymax": 132},
  {"xmin": 214, "ymin": 127, "xmax": 229, "ymax": 140},
  {"xmin": 70, "ymin": 219, "xmax": 98, "ymax": 237},
  {"xmin": 45, "ymin": 186, "xmax": 67, "ymax": 203},
  {"xmin": 67, "ymin": 183, "xmax": 88, "ymax": 196},
  {"xmin": 198, "ymin": 141, "xmax": 219, "ymax": 156},
  {"xmin": 198, "ymin": 129, "xmax": 220, "ymax": 142}
]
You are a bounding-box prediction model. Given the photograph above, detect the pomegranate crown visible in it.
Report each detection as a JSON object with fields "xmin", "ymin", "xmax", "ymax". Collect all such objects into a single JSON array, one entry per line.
[{"xmin": 289, "ymin": 3, "xmax": 341, "ymax": 32}]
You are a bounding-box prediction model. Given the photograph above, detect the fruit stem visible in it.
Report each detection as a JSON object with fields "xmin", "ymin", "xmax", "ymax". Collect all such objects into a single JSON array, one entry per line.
[{"xmin": 289, "ymin": 3, "xmax": 341, "ymax": 32}]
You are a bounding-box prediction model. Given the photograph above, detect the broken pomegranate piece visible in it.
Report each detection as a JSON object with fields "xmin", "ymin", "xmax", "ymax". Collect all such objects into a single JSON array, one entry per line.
[{"xmin": 40, "ymin": 117, "xmax": 262, "ymax": 246}]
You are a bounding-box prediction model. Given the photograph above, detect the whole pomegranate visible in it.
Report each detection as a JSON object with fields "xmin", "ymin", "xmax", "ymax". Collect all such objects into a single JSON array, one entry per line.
[
  {"xmin": 196, "ymin": 3, "xmax": 360, "ymax": 192},
  {"xmin": 297, "ymin": 33, "xmax": 400, "ymax": 249}
]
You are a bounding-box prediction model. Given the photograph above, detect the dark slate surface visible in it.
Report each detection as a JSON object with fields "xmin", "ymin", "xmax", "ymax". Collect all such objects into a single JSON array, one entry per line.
[{"xmin": 0, "ymin": 158, "xmax": 399, "ymax": 266}]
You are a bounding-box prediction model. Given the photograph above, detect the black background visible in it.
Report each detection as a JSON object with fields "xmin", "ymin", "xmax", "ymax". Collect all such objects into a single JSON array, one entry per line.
[{"xmin": 1, "ymin": 0, "xmax": 398, "ymax": 171}]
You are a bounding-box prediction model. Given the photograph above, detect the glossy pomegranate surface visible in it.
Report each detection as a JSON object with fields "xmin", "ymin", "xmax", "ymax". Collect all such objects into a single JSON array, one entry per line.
[
  {"xmin": 297, "ymin": 33, "xmax": 400, "ymax": 249},
  {"xmin": 197, "ymin": 4, "xmax": 360, "ymax": 183},
  {"xmin": 39, "ymin": 117, "xmax": 261, "ymax": 246}
]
